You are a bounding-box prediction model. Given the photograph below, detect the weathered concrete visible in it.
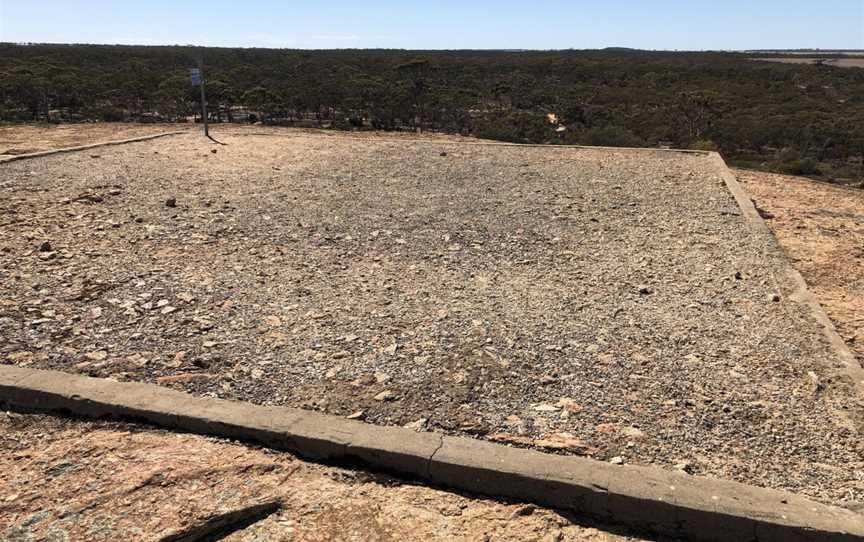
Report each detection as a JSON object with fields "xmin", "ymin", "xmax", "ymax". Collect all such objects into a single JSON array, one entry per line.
[
  {"xmin": 711, "ymin": 152, "xmax": 864, "ymax": 398},
  {"xmin": 0, "ymin": 131, "xmax": 187, "ymax": 164},
  {"xmin": 0, "ymin": 365, "xmax": 861, "ymax": 542}
]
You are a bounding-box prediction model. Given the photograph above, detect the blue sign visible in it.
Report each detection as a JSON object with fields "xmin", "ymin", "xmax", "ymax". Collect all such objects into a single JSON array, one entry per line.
[{"xmin": 190, "ymin": 68, "xmax": 202, "ymax": 86}]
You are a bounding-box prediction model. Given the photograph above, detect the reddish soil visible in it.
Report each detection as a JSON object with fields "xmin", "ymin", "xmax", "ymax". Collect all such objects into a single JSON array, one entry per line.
[{"xmin": 0, "ymin": 413, "xmax": 644, "ymax": 542}]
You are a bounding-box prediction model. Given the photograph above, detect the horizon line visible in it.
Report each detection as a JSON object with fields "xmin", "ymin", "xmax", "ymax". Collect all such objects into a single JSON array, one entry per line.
[{"xmin": 4, "ymin": 41, "xmax": 864, "ymax": 54}]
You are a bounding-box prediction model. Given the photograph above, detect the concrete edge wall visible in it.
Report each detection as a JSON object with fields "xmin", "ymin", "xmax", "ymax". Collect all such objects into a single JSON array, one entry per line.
[
  {"xmin": 0, "ymin": 365, "xmax": 861, "ymax": 542},
  {"xmin": 710, "ymin": 152, "xmax": 864, "ymax": 397}
]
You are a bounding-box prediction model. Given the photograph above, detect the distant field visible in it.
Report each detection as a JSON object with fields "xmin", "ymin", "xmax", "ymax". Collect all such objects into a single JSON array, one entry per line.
[{"xmin": 752, "ymin": 57, "xmax": 864, "ymax": 69}]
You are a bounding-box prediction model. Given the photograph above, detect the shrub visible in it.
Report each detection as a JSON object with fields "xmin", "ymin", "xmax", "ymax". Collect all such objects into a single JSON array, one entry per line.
[
  {"xmin": 473, "ymin": 111, "xmax": 551, "ymax": 143},
  {"xmin": 81, "ymin": 105, "xmax": 126, "ymax": 122},
  {"xmin": 778, "ymin": 147, "xmax": 801, "ymax": 162},
  {"xmin": 579, "ymin": 126, "xmax": 643, "ymax": 148},
  {"xmin": 780, "ymin": 158, "xmax": 821, "ymax": 176},
  {"xmin": 690, "ymin": 139, "xmax": 718, "ymax": 151}
]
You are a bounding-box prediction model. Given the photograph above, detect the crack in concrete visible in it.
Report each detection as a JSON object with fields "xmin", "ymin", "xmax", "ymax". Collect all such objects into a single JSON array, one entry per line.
[{"xmin": 426, "ymin": 434, "xmax": 445, "ymax": 480}]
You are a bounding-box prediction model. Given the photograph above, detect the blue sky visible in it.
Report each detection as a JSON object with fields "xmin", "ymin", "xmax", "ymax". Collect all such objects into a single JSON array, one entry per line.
[{"xmin": 1, "ymin": 1, "xmax": 862, "ymax": 50}]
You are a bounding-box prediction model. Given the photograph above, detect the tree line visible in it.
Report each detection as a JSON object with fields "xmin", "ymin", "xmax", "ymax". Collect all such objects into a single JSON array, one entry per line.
[{"xmin": 2, "ymin": 43, "xmax": 864, "ymax": 180}]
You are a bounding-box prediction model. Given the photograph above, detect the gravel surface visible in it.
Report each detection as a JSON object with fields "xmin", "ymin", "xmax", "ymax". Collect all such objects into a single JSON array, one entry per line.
[{"xmin": 1, "ymin": 130, "xmax": 861, "ymax": 507}]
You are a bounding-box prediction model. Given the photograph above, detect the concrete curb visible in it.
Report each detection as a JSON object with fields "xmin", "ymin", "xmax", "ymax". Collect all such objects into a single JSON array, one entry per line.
[
  {"xmin": 0, "ymin": 365, "xmax": 861, "ymax": 542},
  {"xmin": 0, "ymin": 131, "xmax": 188, "ymax": 164},
  {"xmin": 711, "ymin": 153, "xmax": 864, "ymax": 398}
]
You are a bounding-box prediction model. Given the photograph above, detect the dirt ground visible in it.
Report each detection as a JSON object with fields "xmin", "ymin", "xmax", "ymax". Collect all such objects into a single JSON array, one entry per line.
[
  {"xmin": 1, "ymin": 129, "xmax": 862, "ymax": 507},
  {"xmin": 0, "ymin": 122, "xmax": 469, "ymax": 158},
  {"xmin": 0, "ymin": 412, "xmax": 647, "ymax": 542},
  {"xmin": 0, "ymin": 123, "xmax": 191, "ymax": 157}
]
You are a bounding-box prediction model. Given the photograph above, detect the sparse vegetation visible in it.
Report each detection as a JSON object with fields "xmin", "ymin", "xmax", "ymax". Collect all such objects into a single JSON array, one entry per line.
[{"xmin": 2, "ymin": 43, "xmax": 864, "ymax": 179}]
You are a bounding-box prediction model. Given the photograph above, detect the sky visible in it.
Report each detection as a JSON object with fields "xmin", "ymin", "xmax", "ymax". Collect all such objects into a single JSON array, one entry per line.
[{"xmin": 1, "ymin": 1, "xmax": 863, "ymax": 51}]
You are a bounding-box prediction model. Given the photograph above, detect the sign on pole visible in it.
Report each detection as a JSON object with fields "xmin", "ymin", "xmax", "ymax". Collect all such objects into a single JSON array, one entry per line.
[{"xmin": 190, "ymin": 64, "xmax": 208, "ymax": 138}]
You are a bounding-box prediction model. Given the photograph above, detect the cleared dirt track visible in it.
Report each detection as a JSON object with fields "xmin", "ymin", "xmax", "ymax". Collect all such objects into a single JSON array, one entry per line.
[{"xmin": 0, "ymin": 129, "xmax": 862, "ymax": 508}]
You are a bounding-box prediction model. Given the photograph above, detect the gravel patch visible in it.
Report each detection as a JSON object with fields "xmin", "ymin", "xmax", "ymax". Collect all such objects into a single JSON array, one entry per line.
[{"xmin": 1, "ymin": 131, "xmax": 861, "ymax": 507}]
